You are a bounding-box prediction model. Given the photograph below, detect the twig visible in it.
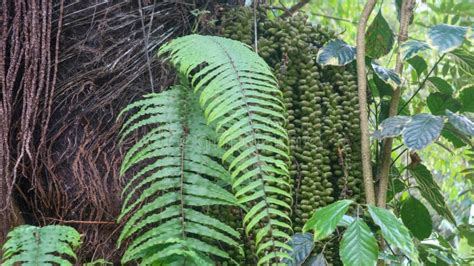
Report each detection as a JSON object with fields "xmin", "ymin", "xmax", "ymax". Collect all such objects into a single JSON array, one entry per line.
[
  {"xmin": 280, "ymin": 0, "xmax": 310, "ymax": 18},
  {"xmin": 311, "ymin": 12, "xmax": 357, "ymax": 24},
  {"xmin": 44, "ymin": 217, "xmax": 116, "ymax": 225},
  {"xmin": 376, "ymin": 0, "xmax": 415, "ymax": 208},
  {"xmin": 138, "ymin": 0, "xmax": 155, "ymax": 92},
  {"xmin": 398, "ymin": 53, "xmax": 445, "ymax": 114},
  {"xmin": 356, "ymin": 0, "xmax": 378, "ymax": 205}
]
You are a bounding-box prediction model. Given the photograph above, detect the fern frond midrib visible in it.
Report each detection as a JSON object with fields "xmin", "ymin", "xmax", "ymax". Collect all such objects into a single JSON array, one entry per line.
[
  {"xmin": 34, "ymin": 227, "xmax": 41, "ymax": 265},
  {"xmin": 179, "ymin": 125, "xmax": 188, "ymax": 241},
  {"xmin": 211, "ymin": 38, "xmax": 280, "ymax": 256}
]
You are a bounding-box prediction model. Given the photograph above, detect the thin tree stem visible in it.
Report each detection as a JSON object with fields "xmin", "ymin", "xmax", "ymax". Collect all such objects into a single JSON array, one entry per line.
[
  {"xmin": 356, "ymin": 0, "xmax": 378, "ymax": 205},
  {"xmin": 376, "ymin": 0, "xmax": 415, "ymax": 208}
]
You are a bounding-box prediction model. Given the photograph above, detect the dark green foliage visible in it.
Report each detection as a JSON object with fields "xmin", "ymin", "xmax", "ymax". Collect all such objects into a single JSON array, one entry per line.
[
  {"xmin": 158, "ymin": 34, "xmax": 293, "ymax": 265},
  {"xmin": 365, "ymin": 11, "xmax": 395, "ymax": 59},
  {"xmin": 400, "ymin": 196, "xmax": 433, "ymax": 240},
  {"xmin": 1, "ymin": 225, "xmax": 81, "ymax": 266},
  {"xmin": 408, "ymin": 163, "xmax": 456, "ymax": 225}
]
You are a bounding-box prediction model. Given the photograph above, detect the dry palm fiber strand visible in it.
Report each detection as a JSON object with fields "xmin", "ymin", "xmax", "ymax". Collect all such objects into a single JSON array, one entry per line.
[
  {"xmin": 0, "ymin": 0, "xmax": 215, "ymax": 262},
  {"xmin": 0, "ymin": 0, "xmax": 62, "ymax": 244}
]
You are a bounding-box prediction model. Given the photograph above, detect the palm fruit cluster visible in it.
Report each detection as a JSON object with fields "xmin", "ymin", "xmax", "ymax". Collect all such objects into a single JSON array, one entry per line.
[{"xmin": 218, "ymin": 6, "xmax": 363, "ymax": 265}]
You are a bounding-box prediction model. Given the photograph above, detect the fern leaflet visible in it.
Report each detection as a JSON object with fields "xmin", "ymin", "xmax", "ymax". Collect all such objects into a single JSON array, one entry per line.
[{"xmin": 159, "ymin": 35, "xmax": 293, "ymax": 264}]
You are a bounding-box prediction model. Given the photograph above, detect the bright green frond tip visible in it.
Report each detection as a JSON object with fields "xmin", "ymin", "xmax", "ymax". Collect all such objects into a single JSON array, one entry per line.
[
  {"xmin": 159, "ymin": 35, "xmax": 293, "ymax": 264},
  {"xmin": 118, "ymin": 85, "xmax": 240, "ymax": 265},
  {"xmin": 1, "ymin": 225, "xmax": 81, "ymax": 266}
]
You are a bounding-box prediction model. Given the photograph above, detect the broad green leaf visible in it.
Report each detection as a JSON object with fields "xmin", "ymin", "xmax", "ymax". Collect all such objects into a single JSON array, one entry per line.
[
  {"xmin": 408, "ymin": 163, "xmax": 456, "ymax": 225},
  {"xmin": 371, "ymin": 62, "xmax": 401, "ymax": 89},
  {"xmin": 458, "ymin": 224, "xmax": 474, "ymax": 246},
  {"xmin": 283, "ymin": 233, "xmax": 315, "ymax": 266},
  {"xmin": 401, "ymin": 40, "xmax": 431, "ymax": 60},
  {"xmin": 448, "ymin": 48, "xmax": 474, "ymax": 75},
  {"xmin": 316, "ymin": 39, "xmax": 356, "ymax": 66},
  {"xmin": 340, "ymin": 219, "xmax": 378, "ymax": 266},
  {"xmin": 400, "ymin": 196, "xmax": 433, "ymax": 240},
  {"xmin": 445, "ymin": 110, "xmax": 474, "ymax": 136},
  {"xmin": 338, "ymin": 215, "xmax": 355, "ymax": 227},
  {"xmin": 368, "ymin": 205, "xmax": 419, "ymax": 262},
  {"xmin": 441, "ymin": 127, "xmax": 467, "ymax": 148},
  {"xmin": 373, "ymin": 74, "xmax": 393, "ymax": 97},
  {"xmin": 459, "ymin": 85, "xmax": 474, "ymax": 112},
  {"xmin": 407, "ymin": 55, "xmax": 428, "ymax": 76},
  {"xmin": 303, "ymin": 200, "xmax": 353, "ymax": 240},
  {"xmin": 373, "ymin": 115, "xmax": 410, "ymax": 140},
  {"xmin": 402, "ymin": 114, "xmax": 444, "ymax": 150},
  {"xmin": 427, "ymin": 92, "xmax": 461, "ymax": 115},
  {"xmin": 426, "ymin": 77, "xmax": 453, "ymax": 95},
  {"xmin": 427, "ymin": 24, "xmax": 469, "ymax": 53},
  {"xmin": 365, "ymin": 11, "xmax": 395, "ymax": 58}
]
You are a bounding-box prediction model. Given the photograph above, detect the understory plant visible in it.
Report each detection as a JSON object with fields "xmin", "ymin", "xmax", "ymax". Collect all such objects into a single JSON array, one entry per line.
[
  {"xmin": 1, "ymin": 225, "xmax": 81, "ymax": 266},
  {"xmin": 118, "ymin": 35, "xmax": 292, "ymax": 265}
]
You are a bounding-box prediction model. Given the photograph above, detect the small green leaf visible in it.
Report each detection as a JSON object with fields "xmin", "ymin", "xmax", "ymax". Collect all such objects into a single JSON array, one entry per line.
[
  {"xmin": 400, "ymin": 196, "xmax": 433, "ymax": 240},
  {"xmin": 459, "ymin": 85, "xmax": 474, "ymax": 112},
  {"xmin": 316, "ymin": 39, "xmax": 356, "ymax": 66},
  {"xmin": 283, "ymin": 233, "xmax": 315, "ymax": 266},
  {"xmin": 408, "ymin": 163, "xmax": 456, "ymax": 225},
  {"xmin": 446, "ymin": 110, "xmax": 474, "ymax": 136},
  {"xmin": 407, "ymin": 55, "xmax": 428, "ymax": 76},
  {"xmin": 303, "ymin": 200, "xmax": 353, "ymax": 240},
  {"xmin": 426, "ymin": 77, "xmax": 453, "ymax": 95},
  {"xmin": 340, "ymin": 219, "xmax": 378, "ymax": 266},
  {"xmin": 441, "ymin": 127, "xmax": 467, "ymax": 148},
  {"xmin": 368, "ymin": 205, "xmax": 419, "ymax": 262},
  {"xmin": 371, "ymin": 62, "xmax": 401, "ymax": 89},
  {"xmin": 303, "ymin": 253, "xmax": 327, "ymax": 266},
  {"xmin": 365, "ymin": 11, "xmax": 395, "ymax": 58},
  {"xmin": 427, "ymin": 24, "xmax": 469, "ymax": 53},
  {"xmin": 401, "ymin": 40, "xmax": 431, "ymax": 60},
  {"xmin": 373, "ymin": 74, "xmax": 393, "ymax": 98},
  {"xmin": 402, "ymin": 114, "xmax": 444, "ymax": 150},
  {"xmin": 427, "ymin": 92, "xmax": 461, "ymax": 115}
]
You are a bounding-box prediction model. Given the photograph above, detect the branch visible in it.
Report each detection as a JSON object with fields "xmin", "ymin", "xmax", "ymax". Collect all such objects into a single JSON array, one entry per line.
[
  {"xmin": 356, "ymin": 0, "xmax": 378, "ymax": 205},
  {"xmin": 280, "ymin": 0, "xmax": 310, "ymax": 18},
  {"xmin": 398, "ymin": 54, "xmax": 445, "ymax": 114},
  {"xmin": 311, "ymin": 12, "xmax": 357, "ymax": 24},
  {"xmin": 376, "ymin": 0, "xmax": 416, "ymax": 208}
]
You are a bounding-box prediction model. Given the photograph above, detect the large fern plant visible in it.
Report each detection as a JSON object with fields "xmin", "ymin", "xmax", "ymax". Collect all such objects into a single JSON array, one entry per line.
[
  {"xmin": 1, "ymin": 225, "xmax": 81, "ymax": 265},
  {"xmin": 118, "ymin": 85, "xmax": 241, "ymax": 264},
  {"xmin": 118, "ymin": 35, "xmax": 292, "ymax": 265},
  {"xmin": 159, "ymin": 35, "xmax": 293, "ymax": 264}
]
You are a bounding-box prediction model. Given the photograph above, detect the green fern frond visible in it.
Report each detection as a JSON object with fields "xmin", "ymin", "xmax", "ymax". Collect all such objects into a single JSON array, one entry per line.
[
  {"xmin": 117, "ymin": 85, "xmax": 241, "ymax": 265},
  {"xmin": 159, "ymin": 35, "xmax": 293, "ymax": 264},
  {"xmin": 1, "ymin": 225, "xmax": 81, "ymax": 266}
]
